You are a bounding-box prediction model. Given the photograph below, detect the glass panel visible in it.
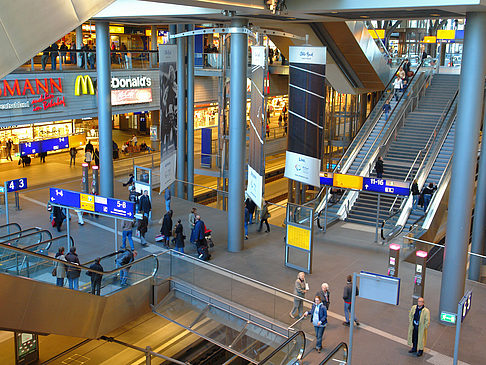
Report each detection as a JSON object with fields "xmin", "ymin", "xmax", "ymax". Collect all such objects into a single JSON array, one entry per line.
[
  {"xmin": 259, "ymin": 331, "xmax": 306, "ymax": 365},
  {"xmin": 319, "ymin": 343, "xmax": 348, "ymax": 365},
  {"xmin": 287, "ymin": 246, "xmax": 309, "ymax": 270}
]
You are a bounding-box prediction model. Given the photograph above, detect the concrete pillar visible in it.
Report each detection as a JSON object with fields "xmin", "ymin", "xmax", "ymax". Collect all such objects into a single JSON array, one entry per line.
[
  {"xmin": 469, "ymin": 94, "xmax": 486, "ymax": 281},
  {"xmin": 96, "ymin": 21, "xmax": 114, "ymax": 197},
  {"xmin": 151, "ymin": 25, "xmax": 157, "ymax": 67},
  {"xmin": 176, "ymin": 24, "xmax": 187, "ymax": 198},
  {"xmin": 439, "ymin": 12, "xmax": 486, "ymax": 322},
  {"xmin": 187, "ymin": 24, "xmax": 195, "ymax": 201},
  {"xmin": 227, "ymin": 18, "xmax": 248, "ymax": 252},
  {"xmin": 76, "ymin": 26, "xmax": 83, "ymax": 67}
]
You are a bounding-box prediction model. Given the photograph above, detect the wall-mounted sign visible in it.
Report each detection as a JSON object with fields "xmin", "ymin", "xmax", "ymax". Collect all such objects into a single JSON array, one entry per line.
[
  {"xmin": 111, "ymin": 76, "xmax": 152, "ymax": 89},
  {"xmin": 74, "ymin": 75, "xmax": 95, "ymax": 96},
  {"xmin": 111, "ymin": 88, "xmax": 152, "ymax": 106},
  {"xmin": 423, "ymin": 36, "xmax": 437, "ymax": 43},
  {"xmin": 370, "ymin": 29, "xmax": 385, "ymax": 39}
]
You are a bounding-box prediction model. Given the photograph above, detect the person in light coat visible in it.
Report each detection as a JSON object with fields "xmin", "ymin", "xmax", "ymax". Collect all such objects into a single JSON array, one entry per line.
[{"xmin": 407, "ymin": 297, "xmax": 430, "ymax": 357}]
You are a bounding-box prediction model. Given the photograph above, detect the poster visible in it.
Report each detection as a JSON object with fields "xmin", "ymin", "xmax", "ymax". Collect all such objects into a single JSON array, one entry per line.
[
  {"xmin": 159, "ymin": 44, "xmax": 178, "ymax": 190},
  {"xmin": 247, "ymin": 46, "xmax": 266, "ymax": 208},
  {"xmin": 284, "ymin": 46, "xmax": 326, "ymax": 188}
]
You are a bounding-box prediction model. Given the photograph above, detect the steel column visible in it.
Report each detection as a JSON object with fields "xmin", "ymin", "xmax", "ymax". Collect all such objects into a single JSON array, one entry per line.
[
  {"xmin": 150, "ymin": 25, "xmax": 157, "ymax": 67},
  {"xmin": 469, "ymin": 94, "xmax": 486, "ymax": 280},
  {"xmin": 187, "ymin": 24, "xmax": 195, "ymax": 201},
  {"xmin": 227, "ymin": 18, "xmax": 248, "ymax": 252},
  {"xmin": 176, "ymin": 24, "xmax": 187, "ymax": 198},
  {"xmin": 76, "ymin": 26, "xmax": 83, "ymax": 67},
  {"xmin": 439, "ymin": 12, "xmax": 486, "ymax": 320},
  {"xmin": 96, "ymin": 21, "xmax": 114, "ymax": 197}
]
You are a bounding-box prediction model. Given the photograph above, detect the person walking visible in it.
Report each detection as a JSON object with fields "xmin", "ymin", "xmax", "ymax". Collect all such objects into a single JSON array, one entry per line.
[
  {"xmin": 54, "ymin": 247, "xmax": 66, "ymax": 287},
  {"xmin": 290, "ymin": 272, "xmax": 308, "ymax": 319},
  {"xmin": 121, "ymin": 219, "xmax": 135, "ymax": 250},
  {"xmin": 123, "ymin": 173, "xmax": 134, "ymax": 187},
  {"xmin": 129, "ymin": 185, "xmax": 141, "ymax": 213},
  {"xmin": 304, "ymin": 296, "xmax": 328, "ymax": 353},
  {"xmin": 116, "ymin": 249, "xmax": 137, "ymax": 286},
  {"xmin": 5, "ymin": 139, "xmax": 13, "ymax": 161},
  {"xmin": 75, "ymin": 209, "xmax": 84, "ymax": 225},
  {"xmin": 412, "ymin": 180, "xmax": 420, "ymax": 210},
  {"xmin": 164, "ymin": 188, "xmax": 171, "ymax": 212},
  {"xmin": 69, "ymin": 147, "xmax": 77, "ymax": 166},
  {"xmin": 244, "ymin": 206, "xmax": 250, "ymax": 240},
  {"xmin": 393, "ymin": 76, "xmax": 403, "ymax": 102},
  {"xmin": 257, "ymin": 200, "xmax": 270, "ymax": 233},
  {"xmin": 193, "ymin": 215, "xmax": 207, "ymax": 254},
  {"xmin": 407, "ymin": 297, "xmax": 430, "ymax": 357},
  {"xmin": 189, "ymin": 207, "xmax": 197, "ymax": 244},
  {"xmin": 137, "ymin": 215, "xmax": 148, "ymax": 246},
  {"xmin": 85, "ymin": 140, "xmax": 94, "ymax": 154},
  {"xmin": 160, "ymin": 210, "xmax": 173, "ymax": 248},
  {"xmin": 245, "ymin": 197, "xmax": 256, "ymax": 224},
  {"xmin": 316, "ymin": 283, "xmax": 331, "ymax": 309},
  {"xmin": 383, "ymin": 99, "xmax": 391, "ymax": 120},
  {"xmin": 375, "ymin": 156, "xmax": 384, "ymax": 179},
  {"xmin": 139, "ymin": 190, "xmax": 152, "ymax": 218},
  {"xmin": 53, "ymin": 206, "xmax": 66, "ymax": 232},
  {"xmin": 65, "ymin": 246, "xmax": 81, "ymax": 290},
  {"xmin": 41, "ymin": 46, "xmax": 50, "ymax": 70},
  {"xmin": 343, "ymin": 275, "xmax": 360, "ymax": 327},
  {"xmin": 422, "ymin": 182, "xmax": 436, "ymax": 212},
  {"xmin": 174, "ymin": 219, "xmax": 185, "ymax": 253},
  {"xmin": 87, "ymin": 257, "xmax": 103, "ymax": 295},
  {"xmin": 84, "ymin": 150, "xmax": 92, "ymax": 168}
]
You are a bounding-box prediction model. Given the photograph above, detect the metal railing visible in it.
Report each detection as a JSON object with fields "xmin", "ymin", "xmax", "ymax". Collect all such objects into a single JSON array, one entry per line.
[
  {"xmin": 319, "ymin": 342, "xmax": 348, "ymax": 364},
  {"xmin": 258, "ymin": 331, "xmax": 306, "ymax": 364}
]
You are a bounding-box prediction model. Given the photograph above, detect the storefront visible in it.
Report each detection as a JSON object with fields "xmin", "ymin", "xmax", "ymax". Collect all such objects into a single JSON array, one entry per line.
[{"xmin": 0, "ymin": 69, "xmax": 160, "ymax": 160}]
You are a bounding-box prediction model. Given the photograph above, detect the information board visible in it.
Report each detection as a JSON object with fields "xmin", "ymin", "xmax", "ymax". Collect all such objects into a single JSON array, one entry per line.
[
  {"xmin": 5, "ymin": 178, "xmax": 27, "ymax": 192},
  {"xmin": 319, "ymin": 172, "xmax": 334, "ymax": 186},
  {"xmin": 19, "ymin": 137, "xmax": 69, "ymax": 156},
  {"xmin": 19, "ymin": 141, "xmax": 42, "ymax": 156},
  {"xmin": 49, "ymin": 188, "xmax": 134, "ymax": 218},
  {"xmin": 334, "ymin": 173, "xmax": 363, "ymax": 190},
  {"xmin": 359, "ymin": 271, "xmax": 401, "ymax": 305},
  {"xmin": 460, "ymin": 290, "xmax": 472, "ymax": 323}
]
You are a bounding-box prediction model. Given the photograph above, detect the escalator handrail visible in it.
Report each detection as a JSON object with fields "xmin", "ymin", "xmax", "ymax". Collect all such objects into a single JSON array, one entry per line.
[
  {"xmin": 0, "ymin": 240, "xmax": 158, "ymax": 279},
  {"xmin": 82, "ymin": 251, "xmax": 121, "ymax": 266},
  {"xmin": 258, "ymin": 330, "xmax": 306, "ymax": 364},
  {"xmin": 0, "ymin": 227, "xmax": 43, "ymax": 241},
  {"xmin": 319, "ymin": 342, "xmax": 348, "ymax": 365},
  {"xmin": 14, "ymin": 235, "xmax": 73, "ymax": 252},
  {"xmin": 0, "ymin": 229, "xmax": 53, "ymax": 247},
  {"xmin": 0, "ymin": 223, "xmax": 21, "ymax": 233}
]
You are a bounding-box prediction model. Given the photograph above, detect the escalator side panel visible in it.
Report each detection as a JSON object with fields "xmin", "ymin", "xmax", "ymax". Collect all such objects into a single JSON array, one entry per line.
[{"xmin": 0, "ymin": 273, "xmax": 154, "ymax": 338}]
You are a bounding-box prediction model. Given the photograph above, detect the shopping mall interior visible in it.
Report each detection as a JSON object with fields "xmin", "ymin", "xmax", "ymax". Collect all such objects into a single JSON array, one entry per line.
[{"xmin": 0, "ymin": 0, "xmax": 485, "ymax": 364}]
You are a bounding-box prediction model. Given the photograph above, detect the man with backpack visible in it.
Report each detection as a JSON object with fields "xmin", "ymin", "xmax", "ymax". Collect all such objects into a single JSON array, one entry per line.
[
  {"xmin": 343, "ymin": 275, "xmax": 360, "ymax": 327},
  {"xmin": 87, "ymin": 258, "xmax": 104, "ymax": 295}
]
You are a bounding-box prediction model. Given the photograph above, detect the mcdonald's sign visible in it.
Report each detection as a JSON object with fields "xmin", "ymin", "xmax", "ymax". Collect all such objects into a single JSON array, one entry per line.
[{"xmin": 74, "ymin": 75, "xmax": 95, "ymax": 96}]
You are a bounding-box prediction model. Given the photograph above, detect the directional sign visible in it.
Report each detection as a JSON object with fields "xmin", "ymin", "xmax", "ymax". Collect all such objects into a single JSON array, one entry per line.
[
  {"xmin": 41, "ymin": 137, "xmax": 69, "ymax": 152},
  {"xmin": 20, "ymin": 141, "xmax": 42, "ymax": 156},
  {"xmin": 459, "ymin": 290, "xmax": 472, "ymax": 322},
  {"xmin": 49, "ymin": 188, "xmax": 134, "ymax": 219},
  {"xmin": 334, "ymin": 173, "xmax": 363, "ymax": 190},
  {"xmin": 362, "ymin": 177, "xmax": 409, "ymax": 196},
  {"xmin": 5, "ymin": 178, "xmax": 27, "ymax": 192}
]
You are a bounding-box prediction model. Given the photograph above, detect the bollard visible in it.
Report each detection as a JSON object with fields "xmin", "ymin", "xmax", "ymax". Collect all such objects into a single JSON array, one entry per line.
[
  {"xmin": 92, "ymin": 165, "xmax": 100, "ymax": 195},
  {"xmin": 412, "ymin": 250, "xmax": 428, "ymax": 305},
  {"xmin": 387, "ymin": 243, "xmax": 400, "ymax": 277},
  {"xmin": 82, "ymin": 163, "xmax": 90, "ymax": 193}
]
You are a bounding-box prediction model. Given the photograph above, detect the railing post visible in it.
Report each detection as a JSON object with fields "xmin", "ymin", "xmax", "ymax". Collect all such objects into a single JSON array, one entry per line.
[
  {"xmin": 31, "ymin": 58, "xmax": 34, "ymax": 71},
  {"xmin": 145, "ymin": 346, "xmax": 151, "ymax": 365}
]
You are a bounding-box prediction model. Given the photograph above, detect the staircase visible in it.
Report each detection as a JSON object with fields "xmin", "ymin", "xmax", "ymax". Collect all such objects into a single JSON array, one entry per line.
[{"xmin": 346, "ymin": 74, "xmax": 460, "ymax": 226}]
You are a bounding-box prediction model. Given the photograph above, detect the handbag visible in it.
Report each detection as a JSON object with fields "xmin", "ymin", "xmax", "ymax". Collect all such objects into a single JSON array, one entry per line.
[
  {"xmin": 51, "ymin": 267, "xmax": 57, "ymax": 276},
  {"xmin": 51, "ymin": 218, "xmax": 56, "ymax": 227}
]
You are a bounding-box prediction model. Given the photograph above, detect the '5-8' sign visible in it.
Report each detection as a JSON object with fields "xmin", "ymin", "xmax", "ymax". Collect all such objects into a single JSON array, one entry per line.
[{"xmin": 6, "ymin": 178, "xmax": 28, "ymax": 192}]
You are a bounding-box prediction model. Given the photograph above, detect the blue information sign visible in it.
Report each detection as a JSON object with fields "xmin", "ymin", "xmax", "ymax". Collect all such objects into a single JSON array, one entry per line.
[
  {"xmin": 5, "ymin": 178, "xmax": 28, "ymax": 192},
  {"xmin": 362, "ymin": 177, "xmax": 409, "ymax": 196},
  {"xmin": 460, "ymin": 291, "xmax": 472, "ymax": 323},
  {"xmin": 20, "ymin": 141, "xmax": 42, "ymax": 156},
  {"xmin": 41, "ymin": 137, "xmax": 69, "ymax": 152},
  {"xmin": 49, "ymin": 188, "xmax": 134, "ymax": 219},
  {"xmin": 319, "ymin": 172, "xmax": 334, "ymax": 186}
]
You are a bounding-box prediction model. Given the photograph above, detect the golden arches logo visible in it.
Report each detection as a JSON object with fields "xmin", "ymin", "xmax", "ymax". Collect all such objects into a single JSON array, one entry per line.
[{"xmin": 74, "ymin": 75, "xmax": 95, "ymax": 96}]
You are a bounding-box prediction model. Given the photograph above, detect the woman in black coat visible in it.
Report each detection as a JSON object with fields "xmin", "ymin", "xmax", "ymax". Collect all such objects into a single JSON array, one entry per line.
[
  {"xmin": 174, "ymin": 219, "xmax": 185, "ymax": 253},
  {"xmin": 53, "ymin": 206, "xmax": 65, "ymax": 232},
  {"xmin": 160, "ymin": 210, "xmax": 173, "ymax": 249}
]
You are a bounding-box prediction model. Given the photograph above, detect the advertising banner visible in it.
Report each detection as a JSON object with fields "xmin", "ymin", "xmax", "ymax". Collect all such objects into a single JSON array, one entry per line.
[
  {"xmin": 159, "ymin": 44, "xmax": 178, "ymax": 190},
  {"xmin": 247, "ymin": 45, "xmax": 266, "ymax": 208},
  {"xmin": 284, "ymin": 150, "xmax": 321, "ymax": 187},
  {"xmin": 285, "ymin": 46, "xmax": 326, "ymax": 188}
]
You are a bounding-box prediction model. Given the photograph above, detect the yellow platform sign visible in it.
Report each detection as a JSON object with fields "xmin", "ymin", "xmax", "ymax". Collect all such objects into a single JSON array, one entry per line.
[
  {"xmin": 80, "ymin": 194, "xmax": 95, "ymax": 211},
  {"xmin": 287, "ymin": 225, "xmax": 311, "ymax": 251},
  {"xmin": 437, "ymin": 30, "xmax": 455, "ymax": 40},
  {"xmin": 370, "ymin": 29, "xmax": 385, "ymax": 39},
  {"xmin": 334, "ymin": 173, "xmax": 363, "ymax": 190},
  {"xmin": 423, "ymin": 36, "xmax": 437, "ymax": 43}
]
